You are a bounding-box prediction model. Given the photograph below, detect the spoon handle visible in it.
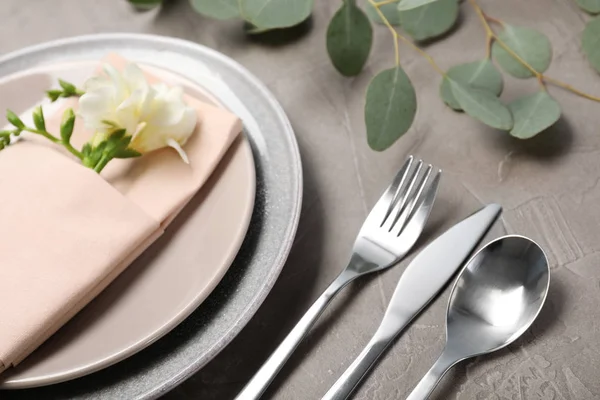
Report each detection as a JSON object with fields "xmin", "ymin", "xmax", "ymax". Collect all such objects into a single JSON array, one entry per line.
[
  {"xmin": 235, "ymin": 269, "xmax": 358, "ymax": 400},
  {"xmin": 405, "ymin": 349, "xmax": 459, "ymax": 400},
  {"xmin": 321, "ymin": 331, "xmax": 393, "ymax": 400}
]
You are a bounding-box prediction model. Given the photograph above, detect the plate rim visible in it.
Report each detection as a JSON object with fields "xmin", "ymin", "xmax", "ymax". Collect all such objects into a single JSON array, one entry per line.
[{"xmin": 0, "ymin": 33, "xmax": 302, "ymax": 398}]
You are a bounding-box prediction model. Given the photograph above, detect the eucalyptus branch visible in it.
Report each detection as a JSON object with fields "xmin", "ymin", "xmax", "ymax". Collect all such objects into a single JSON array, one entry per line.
[
  {"xmin": 368, "ymin": 0, "xmax": 400, "ymax": 65},
  {"xmin": 469, "ymin": 0, "xmax": 600, "ymax": 102},
  {"xmin": 369, "ymin": 0, "xmax": 446, "ymax": 76}
]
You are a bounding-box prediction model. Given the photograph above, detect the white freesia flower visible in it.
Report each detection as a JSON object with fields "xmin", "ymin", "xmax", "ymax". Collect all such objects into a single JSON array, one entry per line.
[{"xmin": 78, "ymin": 63, "xmax": 197, "ymax": 163}]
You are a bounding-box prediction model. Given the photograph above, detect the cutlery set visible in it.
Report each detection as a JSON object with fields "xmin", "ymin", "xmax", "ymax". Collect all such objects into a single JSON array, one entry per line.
[{"xmin": 237, "ymin": 156, "xmax": 550, "ymax": 400}]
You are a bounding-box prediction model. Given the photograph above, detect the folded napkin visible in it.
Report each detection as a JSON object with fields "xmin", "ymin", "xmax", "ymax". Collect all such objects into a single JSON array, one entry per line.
[{"xmin": 0, "ymin": 55, "xmax": 242, "ymax": 372}]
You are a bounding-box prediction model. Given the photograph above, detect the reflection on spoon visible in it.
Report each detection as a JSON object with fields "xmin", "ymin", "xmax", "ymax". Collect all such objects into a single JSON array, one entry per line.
[{"xmin": 405, "ymin": 235, "xmax": 550, "ymax": 400}]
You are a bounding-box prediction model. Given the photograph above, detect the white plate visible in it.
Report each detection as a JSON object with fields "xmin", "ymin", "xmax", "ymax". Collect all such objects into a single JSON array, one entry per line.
[{"xmin": 0, "ymin": 51, "xmax": 256, "ymax": 387}]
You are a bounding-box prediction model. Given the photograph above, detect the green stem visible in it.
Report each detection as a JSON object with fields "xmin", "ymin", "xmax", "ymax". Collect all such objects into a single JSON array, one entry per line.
[
  {"xmin": 62, "ymin": 142, "xmax": 84, "ymax": 159},
  {"xmin": 24, "ymin": 127, "xmax": 60, "ymax": 143},
  {"xmin": 93, "ymin": 154, "xmax": 111, "ymax": 173},
  {"xmin": 24, "ymin": 127, "xmax": 83, "ymax": 159}
]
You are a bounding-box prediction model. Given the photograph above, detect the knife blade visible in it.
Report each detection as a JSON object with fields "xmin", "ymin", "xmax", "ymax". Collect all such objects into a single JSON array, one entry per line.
[{"xmin": 322, "ymin": 203, "xmax": 502, "ymax": 400}]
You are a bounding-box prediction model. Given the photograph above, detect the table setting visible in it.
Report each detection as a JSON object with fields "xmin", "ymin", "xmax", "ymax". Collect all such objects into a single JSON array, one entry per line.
[{"xmin": 0, "ymin": 0, "xmax": 599, "ymax": 399}]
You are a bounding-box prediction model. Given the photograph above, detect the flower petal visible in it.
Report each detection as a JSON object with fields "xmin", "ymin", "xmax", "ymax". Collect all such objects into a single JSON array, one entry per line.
[
  {"xmin": 167, "ymin": 138, "xmax": 190, "ymax": 164},
  {"xmin": 123, "ymin": 63, "xmax": 148, "ymax": 93}
]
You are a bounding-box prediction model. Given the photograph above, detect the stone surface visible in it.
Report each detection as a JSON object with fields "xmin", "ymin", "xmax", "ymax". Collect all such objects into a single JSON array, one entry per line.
[{"xmin": 1, "ymin": 0, "xmax": 600, "ymax": 398}]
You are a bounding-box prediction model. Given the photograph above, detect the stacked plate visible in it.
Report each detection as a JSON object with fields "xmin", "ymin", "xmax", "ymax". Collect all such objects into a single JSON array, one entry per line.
[{"xmin": 0, "ymin": 34, "xmax": 302, "ymax": 399}]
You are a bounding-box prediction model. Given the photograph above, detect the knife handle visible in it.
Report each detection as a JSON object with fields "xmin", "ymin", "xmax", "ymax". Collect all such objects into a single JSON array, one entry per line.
[{"xmin": 235, "ymin": 269, "xmax": 358, "ymax": 400}]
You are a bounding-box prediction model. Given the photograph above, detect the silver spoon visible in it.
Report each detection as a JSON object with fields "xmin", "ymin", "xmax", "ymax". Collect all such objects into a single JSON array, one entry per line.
[{"xmin": 405, "ymin": 235, "xmax": 550, "ymax": 400}]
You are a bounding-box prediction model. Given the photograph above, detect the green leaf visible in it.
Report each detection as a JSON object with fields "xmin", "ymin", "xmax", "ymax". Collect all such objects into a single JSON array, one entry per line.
[
  {"xmin": 397, "ymin": 0, "xmax": 440, "ymax": 11},
  {"xmin": 399, "ymin": 0, "xmax": 458, "ymax": 41},
  {"xmin": 128, "ymin": 0, "xmax": 163, "ymax": 9},
  {"xmin": 365, "ymin": 1, "xmax": 401, "ymax": 26},
  {"xmin": 60, "ymin": 109, "xmax": 75, "ymax": 143},
  {"xmin": 6, "ymin": 110, "xmax": 25, "ymax": 129},
  {"xmin": 190, "ymin": 0, "xmax": 241, "ymax": 20},
  {"xmin": 58, "ymin": 79, "xmax": 77, "ymax": 95},
  {"xmin": 239, "ymin": 0, "xmax": 314, "ymax": 30},
  {"xmin": 576, "ymin": 0, "xmax": 600, "ymax": 13},
  {"xmin": 82, "ymin": 143, "xmax": 92, "ymax": 157},
  {"xmin": 492, "ymin": 25, "xmax": 552, "ymax": 79},
  {"xmin": 509, "ymin": 91, "xmax": 561, "ymax": 139},
  {"xmin": 365, "ymin": 67, "xmax": 417, "ymax": 151},
  {"xmin": 583, "ymin": 17, "xmax": 600, "ymax": 74},
  {"xmin": 47, "ymin": 89, "xmax": 62, "ymax": 102},
  {"xmin": 449, "ymin": 79, "xmax": 513, "ymax": 130},
  {"xmin": 32, "ymin": 106, "xmax": 46, "ymax": 131},
  {"xmin": 114, "ymin": 148, "xmax": 142, "ymax": 159},
  {"xmin": 440, "ymin": 59, "xmax": 503, "ymax": 111},
  {"xmin": 327, "ymin": 0, "xmax": 373, "ymax": 76}
]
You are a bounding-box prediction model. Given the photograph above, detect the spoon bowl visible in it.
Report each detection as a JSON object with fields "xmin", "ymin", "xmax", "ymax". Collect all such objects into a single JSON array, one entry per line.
[{"xmin": 406, "ymin": 235, "xmax": 549, "ymax": 400}]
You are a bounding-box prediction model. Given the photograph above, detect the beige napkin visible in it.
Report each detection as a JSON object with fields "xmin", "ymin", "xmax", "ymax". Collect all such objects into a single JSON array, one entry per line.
[{"xmin": 0, "ymin": 55, "xmax": 242, "ymax": 372}]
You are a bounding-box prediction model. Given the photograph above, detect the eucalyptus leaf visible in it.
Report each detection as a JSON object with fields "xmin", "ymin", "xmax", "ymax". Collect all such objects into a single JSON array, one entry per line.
[
  {"xmin": 449, "ymin": 80, "xmax": 513, "ymax": 130},
  {"xmin": 128, "ymin": 0, "xmax": 163, "ymax": 9},
  {"xmin": 399, "ymin": 0, "xmax": 458, "ymax": 41},
  {"xmin": 492, "ymin": 25, "xmax": 552, "ymax": 79},
  {"xmin": 397, "ymin": 0, "xmax": 441, "ymax": 11},
  {"xmin": 327, "ymin": 0, "xmax": 373, "ymax": 76},
  {"xmin": 365, "ymin": 67, "xmax": 417, "ymax": 151},
  {"xmin": 366, "ymin": 1, "xmax": 401, "ymax": 26},
  {"xmin": 440, "ymin": 59, "xmax": 503, "ymax": 110},
  {"xmin": 583, "ymin": 17, "xmax": 600, "ymax": 74},
  {"xmin": 239, "ymin": 0, "xmax": 313, "ymax": 30},
  {"xmin": 508, "ymin": 91, "xmax": 560, "ymax": 139},
  {"xmin": 190, "ymin": 0, "xmax": 240, "ymax": 20},
  {"xmin": 576, "ymin": 0, "xmax": 600, "ymax": 14}
]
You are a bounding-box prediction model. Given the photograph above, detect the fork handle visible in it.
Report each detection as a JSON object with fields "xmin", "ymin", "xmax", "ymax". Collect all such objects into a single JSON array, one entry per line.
[{"xmin": 235, "ymin": 269, "xmax": 358, "ymax": 400}]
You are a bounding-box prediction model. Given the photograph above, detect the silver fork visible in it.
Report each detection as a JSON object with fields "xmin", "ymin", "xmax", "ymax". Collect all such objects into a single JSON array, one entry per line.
[{"xmin": 235, "ymin": 156, "xmax": 441, "ymax": 400}]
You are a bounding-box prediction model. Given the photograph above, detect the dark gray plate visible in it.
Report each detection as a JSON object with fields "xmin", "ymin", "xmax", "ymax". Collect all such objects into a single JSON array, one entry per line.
[{"xmin": 0, "ymin": 34, "xmax": 302, "ymax": 400}]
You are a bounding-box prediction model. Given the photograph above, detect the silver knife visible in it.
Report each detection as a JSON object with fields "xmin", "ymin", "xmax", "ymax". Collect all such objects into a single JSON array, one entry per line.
[{"xmin": 321, "ymin": 203, "xmax": 502, "ymax": 400}]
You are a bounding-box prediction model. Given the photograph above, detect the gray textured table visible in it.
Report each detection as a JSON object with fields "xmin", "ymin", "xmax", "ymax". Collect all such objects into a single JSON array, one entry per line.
[{"xmin": 1, "ymin": 0, "xmax": 600, "ymax": 399}]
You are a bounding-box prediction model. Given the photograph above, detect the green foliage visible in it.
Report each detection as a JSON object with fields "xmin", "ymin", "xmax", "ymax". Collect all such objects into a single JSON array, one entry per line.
[
  {"xmin": 508, "ymin": 91, "xmax": 561, "ymax": 139},
  {"xmin": 46, "ymin": 79, "xmax": 84, "ymax": 102},
  {"xmin": 492, "ymin": 25, "xmax": 552, "ymax": 79},
  {"xmin": 397, "ymin": 0, "xmax": 441, "ymax": 11},
  {"xmin": 576, "ymin": 0, "xmax": 600, "ymax": 14},
  {"xmin": 190, "ymin": 0, "xmax": 240, "ymax": 20},
  {"xmin": 179, "ymin": 0, "xmax": 600, "ymax": 152},
  {"xmin": 399, "ymin": 0, "xmax": 459, "ymax": 41},
  {"xmin": 365, "ymin": 1, "xmax": 401, "ymax": 26},
  {"xmin": 3, "ymin": 79, "xmax": 141, "ymax": 173},
  {"xmin": 365, "ymin": 67, "xmax": 417, "ymax": 151},
  {"xmin": 583, "ymin": 17, "xmax": 600, "ymax": 74},
  {"xmin": 440, "ymin": 60, "xmax": 503, "ymax": 111},
  {"xmin": 239, "ymin": 0, "xmax": 314, "ymax": 30},
  {"xmin": 449, "ymin": 80, "xmax": 513, "ymax": 130},
  {"xmin": 6, "ymin": 110, "xmax": 24, "ymax": 130},
  {"xmin": 128, "ymin": 0, "xmax": 163, "ymax": 9},
  {"xmin": 60, "ymin": 109, "xmax": 76, "ymax": 143},
  {"xmin": 327, "ymin": 0, "xmax": 373, "ymax": 76},
  {"xmin": 32, "ymin": 106, "xmax": 46, "ymax": 131}
]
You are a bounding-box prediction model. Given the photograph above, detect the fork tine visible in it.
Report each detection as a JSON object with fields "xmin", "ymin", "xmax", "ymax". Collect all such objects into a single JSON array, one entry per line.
[
  {"xmin": 382, "ymin": 160, "xmax": 423, "ymax": 232},
  {"xmin": 380, "ymin": 156, "xmax": 414, "ymax": 226},
  {"xmin": 392, "ymin": 169, "xmax": 441, "ymax": 238},
  {"xmin": 390, "ymin": 164, "xmax": 433, "ymax": 235}
]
